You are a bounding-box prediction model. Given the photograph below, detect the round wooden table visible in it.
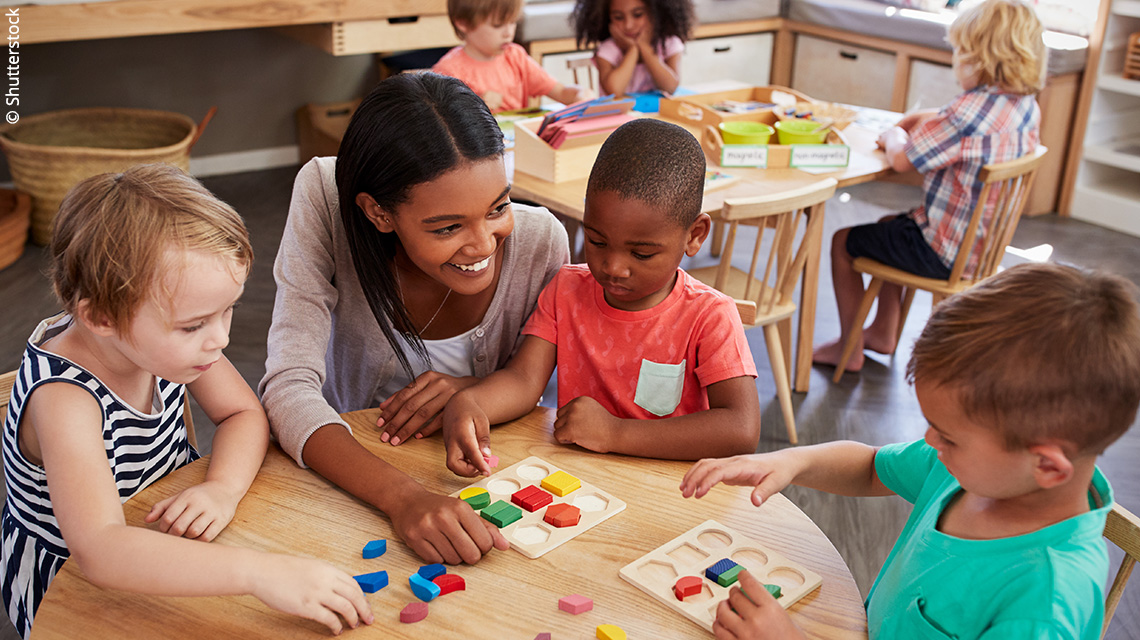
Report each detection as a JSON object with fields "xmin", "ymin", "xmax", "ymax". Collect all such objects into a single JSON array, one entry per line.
[{"xmin": 30, "ymin": 407, "xmax": 868, "ymax": 639}]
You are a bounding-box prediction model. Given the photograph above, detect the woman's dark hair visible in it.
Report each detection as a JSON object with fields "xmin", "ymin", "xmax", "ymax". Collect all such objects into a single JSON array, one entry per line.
[
  {"xmin": 335, "ymin": 72, "xmax": 505, "ymax": 378},
  {"xmin": 571, "ymin": 0, "xmax": 694, "ymax": 50}
]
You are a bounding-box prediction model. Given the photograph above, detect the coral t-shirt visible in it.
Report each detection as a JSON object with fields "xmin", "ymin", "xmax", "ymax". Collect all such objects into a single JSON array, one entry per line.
[
  {"xmin": 522, "ymin": 265, "xmax": 757, "ymax": 419},
  {"xmin": 431, "ymin": 43, "xmax": 559, "ymax": 112}
]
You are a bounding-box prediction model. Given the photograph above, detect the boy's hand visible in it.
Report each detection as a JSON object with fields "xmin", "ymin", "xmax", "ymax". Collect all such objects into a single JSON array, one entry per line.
[
  {"xmin": 386, "ymin": 487, "xmax": 509, "ymax": 564},
  {"xmin": 144, "ymin": 480, "xmax": 241, "ymax": 541},
  {"xmin": 378, "ymin": 371, "xmax": 476, "ymax": 446},
  {"xmin": 250, "ymin": 554, "xmax": 373, "ymax": 635},
  {"xmin": 552, "ymin": 396, "xmax": 619, "ymax": 453},
  {"xmin": 442, "ymin": 392, "xmax": 495, "ymax": 477},
  {"xmin": 713, "ymin": 570, "xmax": 806, "ymax": 640},
  {"xmin": 575, "ymin": 86, "xmax": 598, "ymax": 103},
  {"xmin": 680, "ymin": 452, "xmax": 799, "ymax": 507},
  {"xmin": 483, "ymin": 90, "xmax": 504, "ymax": 111}
]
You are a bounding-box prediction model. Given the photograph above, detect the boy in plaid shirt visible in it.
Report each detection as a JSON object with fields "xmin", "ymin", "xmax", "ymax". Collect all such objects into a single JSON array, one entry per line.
[{"xmin": 814, "ymin": 0, "xmax": 1044, "ymax": 374}]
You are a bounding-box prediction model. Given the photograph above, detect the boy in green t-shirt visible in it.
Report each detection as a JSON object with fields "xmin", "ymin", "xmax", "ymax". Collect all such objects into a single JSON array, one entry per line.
[{"xmin": 681, "ymin": 262, "xmax": 1140, "ymax": 639}]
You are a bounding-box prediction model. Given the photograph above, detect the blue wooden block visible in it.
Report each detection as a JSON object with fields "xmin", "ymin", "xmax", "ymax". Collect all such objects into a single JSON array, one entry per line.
[
  {"xmin": 409, "ymin": 572, "xmax": 442, "ymax": 602},
  {"xmin": 417, "ymin": 563, "xmax": 446, "ymax": 581},
  {"xmin": 353, "ymin": 570, "xmax": 388, "ymax": 593},
  {"xmin": 705, "ymin": 558, "xmax": 738, "ymax": 582},
  {"xmin": 362, "ymin": 539, "xmax": 387, "ymax": 559}
]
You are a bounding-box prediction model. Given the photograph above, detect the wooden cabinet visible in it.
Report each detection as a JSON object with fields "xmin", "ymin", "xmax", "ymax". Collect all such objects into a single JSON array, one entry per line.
[
  {"xmin": 680, "ymin": 33, "xmax": 774, "ymax": 87},
  {"xmin": 906, "ymin": 60, "xmax": 959, "ymax": 112},
  {"xmin": 790, "ymin": 35, "xmax": 896, "ymax": 110}
]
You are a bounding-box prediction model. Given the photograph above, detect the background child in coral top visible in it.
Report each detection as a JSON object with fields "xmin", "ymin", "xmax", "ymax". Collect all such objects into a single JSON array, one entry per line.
[{"xmin": 433, "ymin": 0, "xmax": 594, "ymax": 112}]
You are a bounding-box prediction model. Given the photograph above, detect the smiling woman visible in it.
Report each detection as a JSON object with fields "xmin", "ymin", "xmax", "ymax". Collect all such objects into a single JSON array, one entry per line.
[{"xmin": 258, "ymin": 73, "xmax": 570, "ymax": 566}]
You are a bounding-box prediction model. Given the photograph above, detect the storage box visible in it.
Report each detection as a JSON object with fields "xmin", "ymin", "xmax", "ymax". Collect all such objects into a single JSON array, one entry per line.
[
  {"xmin": 699, "ymin": 123, "xmax": 850, "ymax": 170},
  {"xmin": 660, "ymin": 85, "xmax": 812, "ymax": 129},
  {"xmin": 295, "ymin": 99, "xmax": 361, "ymax": 163},
  {"xmin": 513, "ymin": 117, "xmax": 608, "ymax": 183}
]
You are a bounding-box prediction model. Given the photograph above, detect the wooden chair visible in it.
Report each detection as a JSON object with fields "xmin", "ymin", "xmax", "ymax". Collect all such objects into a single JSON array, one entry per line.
[
  {"xmin": 1104, "ymin": 503, "xmax": 1140, "ymax": 637},
  {"xmin": 567, "ymin": 55, "xmax": 597, "ymax": 91},
  {"xmin": 689, "ymin": 178, "xmax": 838, "ymax": 444},
  {"xmin": 0, "ymin": 369, "xmax": 197, "ymax": 450},
  {"xmin": 833, "ymin": 146, "xmax": 1048, "ymax": 383}
]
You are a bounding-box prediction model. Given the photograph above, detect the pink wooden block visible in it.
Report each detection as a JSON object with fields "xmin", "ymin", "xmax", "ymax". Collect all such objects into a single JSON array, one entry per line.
[
  {"xmin": 400, "ymin": 601, "xmax": 429, "ymax": 624},
  {"xmin": 559, "ymin": 594, "xmax": 593, "ymax": 615},
  {"xmin": 484, "ymin": 454, "xmax": 500, "ymax": 469}
]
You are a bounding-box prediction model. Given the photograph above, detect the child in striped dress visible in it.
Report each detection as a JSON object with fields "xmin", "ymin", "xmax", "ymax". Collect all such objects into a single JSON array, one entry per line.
[{"xmin": 1, "ymin": 165, "xmax": 372, "ymax": 637}]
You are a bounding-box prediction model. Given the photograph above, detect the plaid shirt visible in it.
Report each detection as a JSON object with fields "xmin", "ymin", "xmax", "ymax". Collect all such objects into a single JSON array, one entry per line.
[{"xmin": 906, "ymin": 85, "xmax": 1040, "ymax": 277}]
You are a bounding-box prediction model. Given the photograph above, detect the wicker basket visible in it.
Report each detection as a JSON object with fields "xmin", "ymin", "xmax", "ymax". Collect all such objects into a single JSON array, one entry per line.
[
  {"xmin": 0, "ymin": 188, "xmax": 31, "ymax": 270},
  {"xmin": 1126, "ymin": 32, "xmax": 1140, "ymax": 80},
  {"xmin": 0, "ymin": 108, "xmax": 200, "ymax": 245}
]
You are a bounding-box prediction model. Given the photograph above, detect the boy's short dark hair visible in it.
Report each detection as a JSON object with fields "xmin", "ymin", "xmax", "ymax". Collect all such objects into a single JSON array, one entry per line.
[
  {"xmin": 907, "ymin": 263, "xmax": 1140, "ymax": 456},
  {"xmin": 587, "ymin": 119, "xmax": 705, "ymax": 228}
]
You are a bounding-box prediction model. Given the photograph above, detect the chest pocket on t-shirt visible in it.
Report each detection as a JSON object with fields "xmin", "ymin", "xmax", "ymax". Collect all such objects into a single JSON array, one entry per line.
[
  {"xmin": 900, "ymin": 591, "xmax": 959, "ymax": 639},
  {"xmin": 634, "ymin": 358, "xmax": 686, "ymax": 416}
]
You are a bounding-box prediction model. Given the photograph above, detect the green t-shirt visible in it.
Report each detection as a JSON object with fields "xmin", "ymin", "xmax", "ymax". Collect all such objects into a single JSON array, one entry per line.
[{"xmin": 866, "ymin": 440, "xmax": 1111, "ymax": 639}]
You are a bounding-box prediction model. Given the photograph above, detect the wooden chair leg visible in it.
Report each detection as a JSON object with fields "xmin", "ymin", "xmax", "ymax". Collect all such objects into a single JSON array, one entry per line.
[
  {"xmin": 833, "ymin": 277, "xmax": 884, "ymax": 383},
  {"xmin": 763, "ymin": 324, "xmax": 797, "ymax": 445},
  {"xmin": 710, "ymin": 220, "xmax": 725, "ymax": 258},
  {"xmin": 777, "ymin": 317, "xmax": 794, "ymax": 389},
  {"xmin": 931, "ymin": 292, "xmax": 946, "ymax": 307},
  {"xmin": 893, "ymin": 287, "xmax": 916, "ymax": 356}
]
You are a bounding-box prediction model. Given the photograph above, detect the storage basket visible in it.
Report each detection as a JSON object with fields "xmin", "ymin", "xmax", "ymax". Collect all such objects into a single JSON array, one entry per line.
[
  {"xmin": 773, "ymin": 101, "xmax": 858, "ymax": 131},
  {"xmin": 0, "ymin": 187, "xmax": 31, "ymax": 270},
  {"xmin": 0, "ymin": 108, "xmax": 201, "ymax": 245}
]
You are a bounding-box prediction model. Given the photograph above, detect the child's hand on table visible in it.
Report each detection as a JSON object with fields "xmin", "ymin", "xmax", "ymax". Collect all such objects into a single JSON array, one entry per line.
[
  {"xmin": 483, "ymin": 90, "xmax": 504, "ymax": 112},
  {"xmin": 377, "ymin": 371, "xmax": 477, "ymax": 446},
  {"xmin": 144, "ymin": 480, "xmax": 242, "ymax": 541},
  {"xmin": 714, "ymin": 570, "xmax": 807, "ymax": 640},
  {"xmin": 679, "ymin": 451, "xmax": 800, "ymax": 507},
  {"xmin": 552, "ymin": 396, "xmax": 619, "ymax": 453},
  {"xmin": 442, "ymin": 391, "xmax": 495, "ymax": 477},
  {"xmin": 386, "ymin": 486, "xmax": 509, "ymax": 564},
  {"xmin": 249, "ymin": 553, "xmax": 373, "ymax": 635}
]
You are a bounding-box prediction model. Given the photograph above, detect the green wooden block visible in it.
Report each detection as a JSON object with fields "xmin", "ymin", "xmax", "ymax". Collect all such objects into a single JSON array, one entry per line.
[
  {"xmin": 461, "ymin": 489, "xmax": 491, "ymax": 510},
  {"xmin": 764, "ymin": 583, "xmax": 782, "ymax": 599},
  {"xmin": 480, "ymin": 500, "xmax": 522, "ymax": 528},
  {"xmin": 716, "ymin": 564, "xmax": 743, "ymax": 587}
]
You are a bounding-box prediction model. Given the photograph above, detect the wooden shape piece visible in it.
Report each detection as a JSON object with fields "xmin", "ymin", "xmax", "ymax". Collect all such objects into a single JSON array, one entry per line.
[
  {"xmin": 763, "ymin": 583, "xmax": 782, "ymax": 599},
  {"xmin": 512, "ymin": 485, "xmax": 554, "ymax": 512},
  {"xmin": 481, "ymin": 499, "xmax": 523, "ymax": 528},
  {"xmin": 596, "ymin": 623, "xmax": 628, "ymax": 640},
  {"xmin": 673, "ymin": 575, "xmax": 703, "ymax": 601},
  {"xmin": 432, "ymin": 573, "xmax": 466, "ymax": 595},
  {"xmin": 558, "ymin": 594, "xmax": 593, "ymax": 614},
  {"xmin": 353, "ymin": 570, "xmax": 388, "ymax": 594},
  {"xmin": 511, "ymin": 485, "xmax": 542, "ymax": 508},
  {"xmin": 399, "ymin": 601, "xmax": 429, "ymax": 624},
  {"xmin": 417, "ymin": 563, "xmax": 446, "ymax": 581},
  {"xmin": 716, "ymin": 563, "xmax": 743, "ymax": 587},
  {"xmin": 534, "ymin": 634, "xmax": 551, "ymax": 640},
  {"xmin": 362, "ymin": 539, "xmax": 387, "ymax": 559},
  {"xmin": 544, "ymin": 503, "xmax": 582, "ymax": 528},
  {"xmin": 541, "ymin": 470, "xmax": 581, "ymax": 497},
  {"xmin": 460, "ymin": 486, "xmax": 491, "ymax": 510},
  {"xmin": 408, "ymin": 573, "xmax": 442, "ymax": 602},
  {"xmin": 705, "ymin": 558, "xmax": 738, "ymax": 583}
]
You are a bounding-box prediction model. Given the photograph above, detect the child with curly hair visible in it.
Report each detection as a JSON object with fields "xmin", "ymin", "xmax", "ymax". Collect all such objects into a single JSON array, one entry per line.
[{"xmin": 571, "ymin": 0, "xmax": 695, "ymax": 96}]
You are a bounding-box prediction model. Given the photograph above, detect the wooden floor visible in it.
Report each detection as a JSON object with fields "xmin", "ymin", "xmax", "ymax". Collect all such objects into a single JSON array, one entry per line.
[{"xmin": 0, "ymin": 167, "xmax": 1136, "ymax": 639}]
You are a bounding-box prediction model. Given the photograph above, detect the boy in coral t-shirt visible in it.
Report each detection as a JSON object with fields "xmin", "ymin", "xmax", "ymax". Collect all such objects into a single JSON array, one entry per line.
[
  {"xmin": 433, "ymin": 0, "xmax": 594, "ymax": 112},
  {"xmin": 442, "ymin": 119, "xmax": 761, "ymax": 476}
]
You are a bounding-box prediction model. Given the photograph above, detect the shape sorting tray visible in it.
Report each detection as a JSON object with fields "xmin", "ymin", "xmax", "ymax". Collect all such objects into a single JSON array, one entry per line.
[
  {"xmin": 451, "ymin": 456, "xmax": 626, "ymax": 559},
  {"xmin": 619, "ymin": 519, "xmax": 823, "ymax": 632}
]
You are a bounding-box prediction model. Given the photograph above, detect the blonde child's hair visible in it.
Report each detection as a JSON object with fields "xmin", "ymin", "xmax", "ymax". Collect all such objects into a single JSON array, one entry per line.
[
  {"xmin": 907, "ymin": 263, "xmax": 1140, "ymax": 457},
  {"xmin": 446, "ymin": 0, "xmax": 522, "ymax": 39},
  {"xmin": 50, "ymin": 163, "xmax": 253, "ymax": 332},
  {"xmin": 948, "ymin": 0, "xmax": 1047, "ymax": 95}
]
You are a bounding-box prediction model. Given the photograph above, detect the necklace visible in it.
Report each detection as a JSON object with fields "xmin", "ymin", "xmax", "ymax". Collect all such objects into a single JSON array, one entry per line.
[{"xmin": 394, "ymin": 264, "xmax": 452, "ymax": 335}]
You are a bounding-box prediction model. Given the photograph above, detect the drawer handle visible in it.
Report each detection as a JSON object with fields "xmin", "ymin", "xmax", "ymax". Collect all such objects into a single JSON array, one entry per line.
[
  {"xmin": 713, "ymin": 46, "xmax": 731, "ymax": 53},
  {"xmin": 839, "ymin": 51, "xmax": 858, "ymax": 60},
  {"xmin": 388, "ymin": 16, "xmax": 419, "ymax": 24}
]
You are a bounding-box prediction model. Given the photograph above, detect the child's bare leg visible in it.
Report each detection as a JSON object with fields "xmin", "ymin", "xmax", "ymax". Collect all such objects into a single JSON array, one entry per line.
[
  {"xmin": 813, "ymin": 228, "xmax": 865, "ymax": 371},
  {"xmin": 863, "ymin": 281, "xmax": 903, "ymax": 354}
]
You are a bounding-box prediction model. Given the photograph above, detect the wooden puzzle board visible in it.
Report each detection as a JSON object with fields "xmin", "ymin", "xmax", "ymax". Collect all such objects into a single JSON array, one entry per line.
[
  {"xmin": 619, "ymin": 519, "xmax": 822, "ymax": 632},
  {"xmin": 451, "ymin": 456, "xmax": 626, "ymax": 559}
]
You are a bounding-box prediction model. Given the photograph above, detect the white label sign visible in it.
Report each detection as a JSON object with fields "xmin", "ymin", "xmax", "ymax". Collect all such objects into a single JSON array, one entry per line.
[
  {"xmin": 789, "ymin": 145, "xmax": 850, "ymax": 168},
  {"xmin": 720, "ymin": 145, "xmax": 768, "ymax": 168}
]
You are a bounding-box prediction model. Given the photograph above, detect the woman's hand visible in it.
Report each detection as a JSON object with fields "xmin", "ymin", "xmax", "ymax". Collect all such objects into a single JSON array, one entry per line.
[
  {"xmin": 378, "ymin": 372, "xmax": 477, "ymax": 445},
  {"xmin": 144, "ymin": 480, "xmax": 242, "ymax": 541},
  {"xmin": 386, "ymin": 487, "xmax": 508, "ymax": 564},
  {"xmin": 713, "ymin": 570, "xmax": 806, "ymax": 640}
]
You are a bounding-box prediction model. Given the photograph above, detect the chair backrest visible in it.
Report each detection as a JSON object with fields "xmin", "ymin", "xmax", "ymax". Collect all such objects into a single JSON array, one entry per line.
[
  {"xmin": 710, "ymin": 179, "xmax": 838, "ymax": 318},
  {"xmin": 1104, "ymin": 503, "xmax": 1140, "ymax": 636},
  {"xmin": 946, "ymin": 146, "xmax": 1048, "ymax": 286},
  {"xmin": 566, "ymin": 55, "xmax": 597, "ymax": 91}
]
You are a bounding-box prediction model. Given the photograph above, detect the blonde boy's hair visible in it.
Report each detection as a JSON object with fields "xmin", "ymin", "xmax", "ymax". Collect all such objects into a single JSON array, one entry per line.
[
  {"xmin": 907, "ymin": 263, "xmax": 1140, "ymax": 456},
  {"xmin": 50, "ymin": 163, "xmax": 253, "ymax": 332},
  {"xmin": 949, "ymin": 0, "xmax": 1047, "ymax": 95},
  {"xmin": 446, "ymin": 0, "xmax": 523, "ymax": 38}
]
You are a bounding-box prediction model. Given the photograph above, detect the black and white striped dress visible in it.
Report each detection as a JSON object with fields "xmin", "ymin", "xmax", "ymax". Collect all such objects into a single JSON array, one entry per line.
[{"xmin": 1, "ymin": 314, "xmax": 198, "ymax": 638}]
